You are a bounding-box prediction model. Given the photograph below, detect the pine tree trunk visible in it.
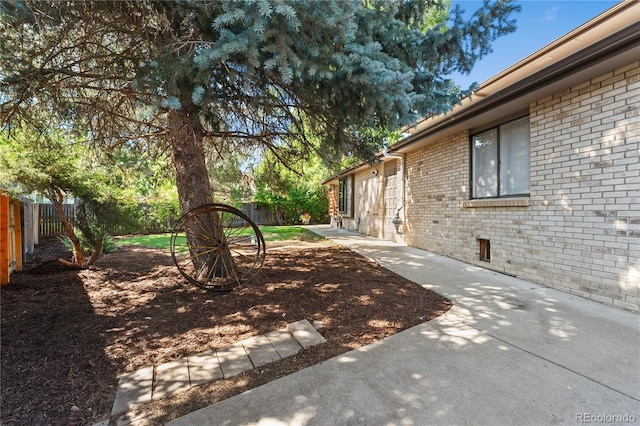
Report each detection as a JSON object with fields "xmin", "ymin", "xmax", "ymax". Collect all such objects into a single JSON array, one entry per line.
[
  {"xmin": 87, "ymin": 236, "xmax": 104, "ymax": 266},
  {"xmin": 168, "ymin": 108, "xmax": 236, "ymax": 281},
  {"xmin": 47, "ymin": 187, "xmax": 85, "ymax": 267},
  {"xmin": 168, "ymin": 108, "xmax": 214, "ymax": 212}
]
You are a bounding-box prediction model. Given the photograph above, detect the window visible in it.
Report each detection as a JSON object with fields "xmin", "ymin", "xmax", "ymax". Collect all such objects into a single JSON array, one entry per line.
[
  {"xmin": 338, "ymin": 176, "xmax": 353, "ymax": 217},
  {"xmin": 471, "ymin": 116, "xmax": 530, "ymax": 198}
]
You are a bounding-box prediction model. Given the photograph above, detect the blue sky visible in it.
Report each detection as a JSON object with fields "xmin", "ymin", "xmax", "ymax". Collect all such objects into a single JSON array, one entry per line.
[{"xmin": 449, "ymin": 0, "xmax": 620, "ymax": 88}]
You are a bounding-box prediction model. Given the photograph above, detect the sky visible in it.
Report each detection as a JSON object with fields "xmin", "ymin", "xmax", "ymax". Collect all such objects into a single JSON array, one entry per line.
[{"xmin": 448, "ymin": 0, "xmax": 620, "ymax": 89}]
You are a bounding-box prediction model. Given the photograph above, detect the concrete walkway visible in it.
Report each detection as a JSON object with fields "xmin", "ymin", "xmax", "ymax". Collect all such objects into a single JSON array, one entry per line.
[{"xmin": 169, "ymin": 225, "xmax": 640, "ymax": 426}]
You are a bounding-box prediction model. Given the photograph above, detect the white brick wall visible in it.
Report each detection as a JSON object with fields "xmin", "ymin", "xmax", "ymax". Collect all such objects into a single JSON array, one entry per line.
[{"xmin": 344, "ymin": 61, "xmax": 640, "ymax": 312}]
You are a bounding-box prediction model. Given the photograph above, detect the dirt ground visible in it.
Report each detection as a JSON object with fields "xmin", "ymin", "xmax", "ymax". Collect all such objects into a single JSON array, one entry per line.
[{"xmin": 1, "ymin": 235, "xmax": 451, "ymax": 426}]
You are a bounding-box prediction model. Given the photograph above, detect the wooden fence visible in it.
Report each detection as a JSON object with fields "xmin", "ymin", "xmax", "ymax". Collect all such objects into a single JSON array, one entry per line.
[
  {"xmin": 240, "ymin": 202, "xmax": 282, "ymax": 226},
  {"xmin": 39, "ymin": 204, "xmax": 75, "ymax": 237},
  {"xmin": 38, "ymin": 202, "xmax": 282, "ymax": 238},
  {"xmin": 1, "ymin": 195, "xmax": 37, "ymax": 285},
  {"xmin": 39, "ymin": 203, "xmax": 178, "ymax": 237},
  {"xmin": 1, "ymin": 194, "xmax": 16, "ymax": 284}
]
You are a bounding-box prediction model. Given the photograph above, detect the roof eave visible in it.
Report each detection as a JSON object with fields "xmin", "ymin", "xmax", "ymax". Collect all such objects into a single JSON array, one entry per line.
[{"xmin": 390, "ymin": 18, "xmax": 640, "ymax": 154}]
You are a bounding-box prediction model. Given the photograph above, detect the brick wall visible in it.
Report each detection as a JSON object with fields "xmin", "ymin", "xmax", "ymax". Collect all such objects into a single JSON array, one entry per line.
[
  {"xmin": 347, "ymin": 61, "xmax": 640, "ymax": 312},
  {"xmin": 525, "ymin": 61, "xmax": 639, "ymax": 311},
  {"xmin": 328, "ymin": 183, "xmax": 339, "ymax": 220}
]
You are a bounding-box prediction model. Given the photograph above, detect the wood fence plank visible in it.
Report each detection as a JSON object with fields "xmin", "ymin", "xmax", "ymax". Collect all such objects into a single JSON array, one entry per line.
[
  {"xmin": 1, "ymin": 195, "xmax": 10, "ymax": 285},
  {"xmin": 13, "ymin": 199, "xmax": 22, "ymax": 272}
]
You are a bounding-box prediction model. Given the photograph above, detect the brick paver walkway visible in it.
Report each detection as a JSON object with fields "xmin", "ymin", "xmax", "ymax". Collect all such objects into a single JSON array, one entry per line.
[{"xmin": 109, "ymin": 319, "xmax": 326, "ymax": 417}]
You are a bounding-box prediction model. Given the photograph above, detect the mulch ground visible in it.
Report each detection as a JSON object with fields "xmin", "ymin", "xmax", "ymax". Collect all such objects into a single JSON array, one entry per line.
[{"xmin": 0, "ymin": 236, "xmax": 451, "ymax": 425}]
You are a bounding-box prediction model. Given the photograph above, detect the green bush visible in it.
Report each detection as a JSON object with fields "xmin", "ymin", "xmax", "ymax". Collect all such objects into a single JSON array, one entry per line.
[
  {"xmin": 256, "ymin": 186, "xmax": 329, "ymax": 225},
  {"xmin": 59, "ymin": 232, "xmax": 117, "ymax": 256},
  {"xmin": 140, "ymin": 197, "xmax": 181, "ymax": 233}
]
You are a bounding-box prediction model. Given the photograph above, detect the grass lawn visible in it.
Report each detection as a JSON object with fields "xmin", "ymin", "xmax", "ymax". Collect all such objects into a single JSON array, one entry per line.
[{"xmin": 116, "ymin": 226, "xmax": 323, "ymax": 250}]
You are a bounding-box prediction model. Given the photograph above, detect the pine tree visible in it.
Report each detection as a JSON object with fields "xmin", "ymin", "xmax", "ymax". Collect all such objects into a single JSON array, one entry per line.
[
  {"xmin": 1, "ymin": 0, "xmax": 519, "ymax": 277},
  {"xmin": 2, "ymin": 0, "xmax": 519, "ymax": 208}
]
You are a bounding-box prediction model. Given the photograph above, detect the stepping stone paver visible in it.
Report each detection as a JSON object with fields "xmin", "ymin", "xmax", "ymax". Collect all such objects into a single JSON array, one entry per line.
[
  {"xmin": 109, "ymin": 320, "xmax": 326, "ymax": 419},
  {"xmin": 188, "ymin": 349, "xmax": 223, "ymax": 386},
  {"xmin": 111, "ymin": 366, "xmax": 154, "ymax": 415},
  {"xmin": 287, "ymin": 319, "xmax": 327, "ymax": 349},
  {"xmin": 242, "ymin": 334, "xmax": 281, "ymax": 367},
  {"xmin": 217, "ymin": 341, "xmax": 254, "ymax": 378},
  {"xmin": 154, "ymin": 358, "xmax": 190, "ymax": 399},
  {"xmin": 266, "ymin": 328, "xmax": 303, "ymax": 358}
]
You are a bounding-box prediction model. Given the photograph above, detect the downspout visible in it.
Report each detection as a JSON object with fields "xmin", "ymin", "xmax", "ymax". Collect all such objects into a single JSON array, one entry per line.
[{"xmin": 382, "ymin": 145, "xmax": 405, "ymax": 226}]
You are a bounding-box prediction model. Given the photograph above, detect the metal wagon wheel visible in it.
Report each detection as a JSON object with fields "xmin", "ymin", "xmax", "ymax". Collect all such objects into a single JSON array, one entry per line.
[{"xmin": 170, "ymin": 203, "xmax": 265, "ymax": 291}]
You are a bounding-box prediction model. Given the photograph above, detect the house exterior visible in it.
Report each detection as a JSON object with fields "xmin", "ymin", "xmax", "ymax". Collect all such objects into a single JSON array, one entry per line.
[{"xmin": 325, "ymin": 1, "xmax": 640, "ymax": 312}]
